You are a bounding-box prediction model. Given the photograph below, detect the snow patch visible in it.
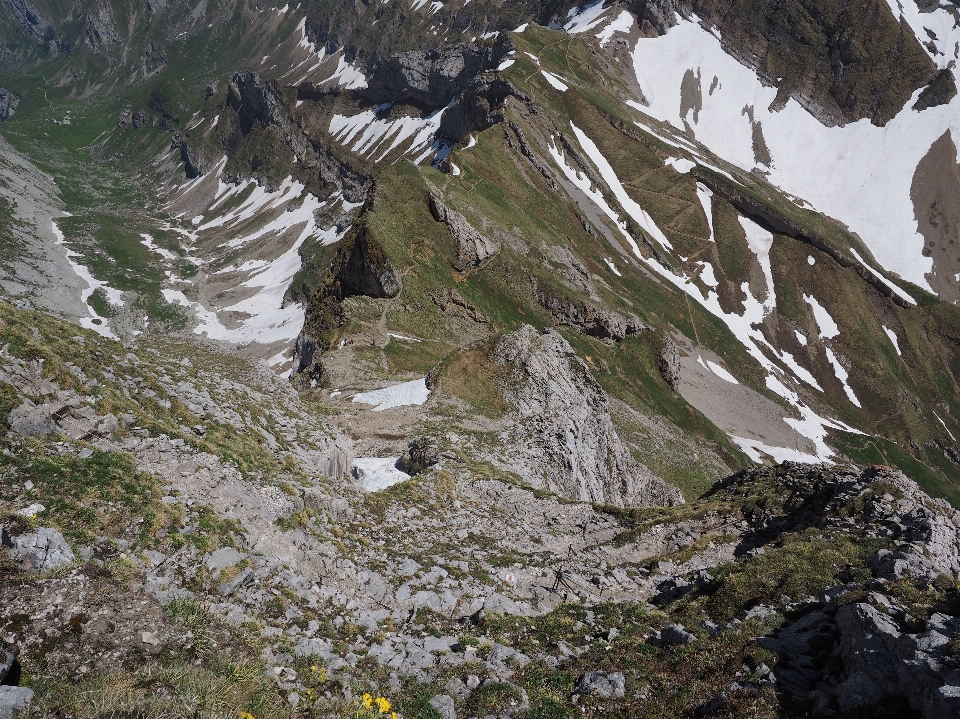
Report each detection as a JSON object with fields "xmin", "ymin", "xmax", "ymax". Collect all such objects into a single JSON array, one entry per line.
[
  {"xmin": 604, "ymin": 258, "xmax": 622, "ymax": 276},
  {"xmin": 666, "ymin": 156, "xmax": 696, "ymax": 173},
  {"xmin": 804, "ymin": 294, "xmax": 839, "ymax": 339},
  {"xmin": 883, "ymin": 326, "xmax": 902, "ymax": 356},
  {"xmin": 352, "ymin": 458, "xmax": 410, "ymax": 491},
  {"xmin": 596, "ymin": 10, "xmax": 634, "ymax": 46},
  {"xmin": 541, "ymin": 70, "xmax": 569, "ymax": 91},
  {"xmin": 565, "ymin": 1, "xmax": 611, "ymax": 34},
  {"xmin": 825, "ymin": 347, "xmax": 861, "ymax": 407},
  {"xmin": 52, "ymin": 220, "xmax": 122, "ymax": 339},
  {"xmin": 351, "ymin": 378, "xmax": 431, "ymax": 411}
]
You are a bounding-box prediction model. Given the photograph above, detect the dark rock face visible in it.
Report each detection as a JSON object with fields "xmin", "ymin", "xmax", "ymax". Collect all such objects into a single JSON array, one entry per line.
[
  {"xmin": 362, "ymin": 35, "xmax": 514, "ymax": 109},
  {"xmin": 658, "ymin": 334, "xmax": 682, "ymax": 390},
  {"xmin": 336, "ymin": 223, "xmax": 400, "ymax": 298},
  {"xmin": 688, "ymin": 0, "xmax": 938, "ymax": 125},
  {"xmin": 534, "ymin": 284, "xmax": 649, "ymax": 341},
  {"xmin": 438, "ymin": 76, "xmax": 530, "ymax": 143},
  {"xmin": 0, "ymin": 90, "xmax": 20, "ymax": 122},
  {"xmin": 913, "ymin": 70, "xmax": 958, "ymax": 111}
]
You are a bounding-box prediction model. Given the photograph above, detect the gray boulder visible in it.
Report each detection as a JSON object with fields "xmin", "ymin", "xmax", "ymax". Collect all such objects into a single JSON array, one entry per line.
[
  {"xmin": 7, "ymin": 400, "xmax": 55, "ymax": 436},
  {"xmin": 7, "ymin": 528, "xmax": 75, "ymax": 573},
  {"xmin": 0, "ymin": 687, "xmax": 33, "ymax": 719},
  {"xmin": 574, "ymin": 671, "xmax": 626, "ymax": 698},
  {"xmin": 657, "ymin": 623, "xmax": 697, "ymax": 647},
  {"xmin": 428, "ymin": 694, "xmax": 456, "ymax": 719}
]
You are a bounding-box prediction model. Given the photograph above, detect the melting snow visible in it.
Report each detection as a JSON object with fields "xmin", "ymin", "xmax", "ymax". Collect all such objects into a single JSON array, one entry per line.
[
  {"xmin": 329, "ymin": 101, "xmax": 451, "ymax": 162},
  {"xmin": 569, "ymin": 123, "xmax": 674, "ymax": 251},
  {"xmin": 140, "ymin": 233, "xmax": 178, "ymax": 262},
  {"xmin": 52, "ymin": 219, "xmax": 122, "ymax": 339},
  {"xmin": 738, "ymin": 216, "xmax": 775, "ymax": 314},
  {"xmin": 825, "ymin": 347, "xmax": 861, "ymax": 407},
  {"xmin": 631, "ymin": 18, "xmax": 960, "ymax": 293},
  {"xmin": 603, "ymin": 258, "xmax": 622, "ymax": 276},
  {"xmin": 849, "ymin": 248, "xmax": 916, "ymax": 306},
  {"xmin": 795, "ymin": 329, "xmax": 808, "ymax": 346},
  {"xmin": 666, "ymin": 156, "xmax": 696, "ymax": 173},
  {"xmin": 696, "ymin": 183, "xmax": 714, "ymax": 239},
  {"xmin": 326, "ymin": 55, "xmax": 368, "ymax": 89},
  {"xmin": 731, "ymin": 436, "xmax": 823, "ymax": 464},
  {"xmin": 698, "ymin": 355, "xmax": 738, "ymax": 384},
  {"xmin": 497, "ymin": 58, "xmax": 515, "ymax": 71},
  {"xmin": 352, "ymin": 458, "xmax": 410, "ymax": 491},
  {"xmin": 565, "ymin": 1, "xmax": 611, "ymax": 34},
  {"xmin": 595, "ymin": 10, "xmax": 634, "ymax": 46},
  {"xmin": 807, "ymin": 255, "xmax": 815, "ymax": 266},
  {"xmin": 541, "ymin": 71, "xmax": 569, "ymax": 91},
  {"xmin": 883, "ymin": 326, "xmax": 902, "ymax": 356},
  {"xmin": 548, "ymin": 130, "xmax": 858, "ymax": 461},
  {"xmin": 351, "ymin": 378, "xmax": 431, "ymax": 411},
  {"xmin": 804, "ymin": 294, "xmax": 839, "ymax": 339}
]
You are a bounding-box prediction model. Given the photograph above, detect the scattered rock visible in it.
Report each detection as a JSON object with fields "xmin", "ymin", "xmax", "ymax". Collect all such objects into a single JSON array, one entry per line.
[
  {"xmin": 428, "ymin": 693, "xmax": 457, "ymax": 719},
  {"xmin": 574, "ymin": 670, "xmax": 626, "ymax": 698}
]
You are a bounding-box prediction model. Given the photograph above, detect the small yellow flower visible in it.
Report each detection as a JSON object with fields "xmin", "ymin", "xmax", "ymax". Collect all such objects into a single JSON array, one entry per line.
[
  {"xmin": 391, "ymin": 713, "xmax": 397, "ymax": 719},
  {"xmin": 239, "ymin": 713, "xmax": 256, "ymax": 719},
  {"xmin": 376, "ymin": 697, "xmax": 391, "ymax": 713},
  {"xmin": 310, "ymin": 665, "xmax": 318, "ymax": 672},
  {"xmin": 362, "ymin": 693, "xmax": 373, "ymax": 710}
]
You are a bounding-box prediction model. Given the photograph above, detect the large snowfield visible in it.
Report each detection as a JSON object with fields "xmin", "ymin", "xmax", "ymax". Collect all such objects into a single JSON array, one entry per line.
[{"xmin": 628, "ymin": 14, "xmax": 960, "ymax": 294}]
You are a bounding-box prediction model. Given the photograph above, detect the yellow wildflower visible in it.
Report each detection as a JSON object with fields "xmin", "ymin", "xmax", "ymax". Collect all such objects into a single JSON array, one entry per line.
[
  {"xmin": 239, "ymin": 713, "xmax": 256, "ymax": 719},
  {"xmin": 376, "ymin": 697, "xmax": 391, "ymax": 713},
  {"xmin": 362, "ymin": 693, "xmax": 373, "ymax": 710}
]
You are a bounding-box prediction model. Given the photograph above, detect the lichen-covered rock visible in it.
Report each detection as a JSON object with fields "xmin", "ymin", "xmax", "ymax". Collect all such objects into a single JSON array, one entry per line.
[
  {"xmin": 0, "ymin": 686, "xmax": 33, "ymax": 719},
  {"xmin": 492, "ymin": 325, "xmax": 683, "ymax": 507},
  {"xmin": 4, "ymin": 527, "xmax": 75, "ymax": 574}
]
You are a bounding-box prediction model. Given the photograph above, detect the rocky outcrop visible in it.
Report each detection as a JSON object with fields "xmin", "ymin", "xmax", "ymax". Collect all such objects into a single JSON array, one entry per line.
[
  {"xmin": 361, "ymin": 36, "xmax": 514, "ymax": 108},
  {"xmin": 430, "ymin": 287, "xmax": 489, "ymax": 324},
  {"xmin": 534, "ymin": 284, "xmax": 649, "ymax": 341},
  {"xmin": 913, "ymin": 69, "xmax": 958, "ymax": 112},
  {"xmin": 7, "ymin": 395, "xmax": 119, "ymax": 440},
  {"xmin": 658, "ymin": 334, "xmax": 682, "ymax": 390},
  {"xmin": 2, "ymin": 0, "xmax": 53, "ymax": 45},
  {"xmin": 0, "ymin": 90, "xmax": 20, "ymax": 122},
  {"xmin": 438, "ymin": 76, "xmax": 531, "ymax": 143},
  {"xmin": 294, "ymin": 216, "xmax": 399, "ymax": 383},
  {"xmin": 492, "ymin": 325, "xmax": 683, "ymax": 507},
  {"xmin": 429, "ymin": 194, "xmax": 499, "ymax": 271}
]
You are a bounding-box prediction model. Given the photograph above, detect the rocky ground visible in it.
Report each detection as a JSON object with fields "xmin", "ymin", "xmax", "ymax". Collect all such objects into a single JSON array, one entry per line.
[{"xmin": 1, "ymin": 303, "xmax": 960, "ymax": 718}]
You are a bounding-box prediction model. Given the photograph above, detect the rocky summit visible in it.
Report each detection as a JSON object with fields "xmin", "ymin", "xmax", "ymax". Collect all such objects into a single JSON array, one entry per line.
[{"xmin": 1, "ymin": 0, "xmax": 960, "ymax": 716}]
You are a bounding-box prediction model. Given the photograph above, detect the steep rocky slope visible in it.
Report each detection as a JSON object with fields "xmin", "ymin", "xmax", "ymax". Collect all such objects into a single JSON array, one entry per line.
[{"xmin": 2, "ymin": 0, "xmax": 960, "ymax": 716}]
